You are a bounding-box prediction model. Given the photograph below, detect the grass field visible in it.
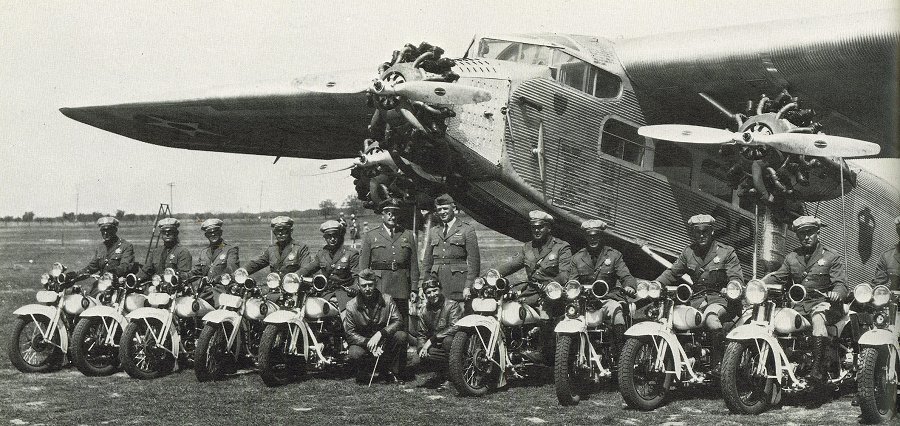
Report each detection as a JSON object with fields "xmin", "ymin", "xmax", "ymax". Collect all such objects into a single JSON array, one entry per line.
[{"xmin": 0, "ymin": 220, "xmax": 865, "ymax": 425}]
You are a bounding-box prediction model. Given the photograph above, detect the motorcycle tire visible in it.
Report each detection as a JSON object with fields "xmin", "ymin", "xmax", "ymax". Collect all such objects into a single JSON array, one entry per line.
[
  {"xmin": 71, "ymin": 316, "xmax": 120, "ymax": 376},
  {"xmin": 858, "ymin": 346, "xmax": 897, "ymax": 424},
  {"xmin": 7, "ymin": 316, "xmax": 64, "ymax": 373},
  {"xmin": 720, "ymin": 340, "xmax": 778, "ymax": 414},
  {"xmin": 195, "ymin": 323, "xmax": 236, "ymax": 382},
  {"xmin": 119, "ymin": 320, "xmax": 175, "ymax": 379},
  {"xmin": 448, "ymin": 329, "xmax": 496, "ymax": 397},
  {"xmin": 257, "ymin": 324, "xmax": 299, "ymax": 387},
  {"xmin": 554, "ymin": 334, "xmax": 591, "ymax": 406},
  {"xmin": 618, "ymin": 337, "xmax": 673, "ymax": 411}
]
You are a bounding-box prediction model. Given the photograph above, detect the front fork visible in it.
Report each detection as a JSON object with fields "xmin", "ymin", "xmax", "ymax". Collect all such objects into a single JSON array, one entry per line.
[{"xmin": 29, "ymin": 299, "xmax": 66, "ymax": 351}]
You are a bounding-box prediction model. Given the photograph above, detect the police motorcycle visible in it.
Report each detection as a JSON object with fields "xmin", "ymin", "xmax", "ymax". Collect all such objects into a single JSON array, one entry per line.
[
  {"xmin": 851, "ymin": 282, "xmax": 899, "ymax": 423},
  {"xmin": 70, "ymin": 272, "xmax": 148, "ymax": 376},
  {"xmin": 8, "ymin": 262, "xmax": 98, "ymax": 373},
  {"xmin": 553, "ymin": 279, "xmax": 627, "ymax": 405},
  {"xmin": 617, "ymin": 280, "xmax": 741, "ymax": 410},
  {"xmin": 448, "ymin": 269, "xmax": 557, "ymax": 397},
  {"xmin": 720, "ymin": 280, "xmax": 856, "ymax": 414},
  {"xmin": 118, "ymin": 268, "xmax": 214, "ymax": 379},
  {"xmin": 257, "ymin": 272, "xmax": 346, "ymax": 387},
  {"xmin": 194, "ymin": 268, "xmax": 277, "ymax": 381}
]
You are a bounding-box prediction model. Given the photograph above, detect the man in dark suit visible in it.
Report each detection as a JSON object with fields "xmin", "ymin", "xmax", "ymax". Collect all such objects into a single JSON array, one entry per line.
[
  {"xmin": 343, "ymin": 269, "xmax": 407, "ymax": 384},
  {"xmin": 421, "ymin": 194, "xmax": 480, "ymax": 302}
]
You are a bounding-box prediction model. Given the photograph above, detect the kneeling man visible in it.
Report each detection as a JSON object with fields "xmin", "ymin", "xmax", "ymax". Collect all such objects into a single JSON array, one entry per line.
[{"xmin": 416, "ymin": 279, "xmax": 463, "ymax": 389}]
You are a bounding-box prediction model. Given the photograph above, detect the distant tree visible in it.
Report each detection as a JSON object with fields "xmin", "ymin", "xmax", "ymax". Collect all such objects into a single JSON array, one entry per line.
[
  {"xmin": 22, "ymin": 212, "xmax": 34, "ymax": 222},
  {"xmin": 115, "ymin": 209, "xmax": 125, "ymax": 220},
  {"xmin": 319, "ymin": 199, "xmax": 336, "ymax": 217},
  {"xmin": 342, "ymin": 195, "xmax": 364, "ymax": 216},
  {"xmin": 62, "ymin": 212, "xmax": 76, "ymax": 222}
]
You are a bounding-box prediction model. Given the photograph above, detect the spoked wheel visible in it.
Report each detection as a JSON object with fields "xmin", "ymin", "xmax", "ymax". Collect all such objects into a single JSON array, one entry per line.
[
  {"xmin": 555, "ymin": 334, "xmax": 592, "ymax": 406},
  {"xmin": 7, "ymin": 316, "xmax": 64, "ymax": 373},
  {"xmin": 119, "ymin": 319, "xmax": 175, "ymax": 379},
  {"xmin": 257, "ymin": 324, "xmax": 302, "ymax": 387},
  {"xmin": 721, "ymin": 339, "xmax": 778, "ymax": 414},
  {"xmin": 195, "ymin": 323, "xmax": 236, "ymax": 382},
  {"xmin": 618, "ymin": 337, "xmax": 674, "ymax": 410},
  {"xmin": 448, "ymin": 328, "xmax": 497, "ymax": 397},
  {"xmin": 71, "ymin": 316, "xmax": 121, "ymax": 376},
  {"xmin": 858, "ymin": 347, "xmax": 897, "ymax": 424}
]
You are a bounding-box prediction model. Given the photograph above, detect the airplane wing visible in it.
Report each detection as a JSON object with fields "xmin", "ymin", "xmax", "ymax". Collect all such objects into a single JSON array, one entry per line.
[{"xmin": 60, "ymin": 73, "xmax": 375, "ymax": 160}]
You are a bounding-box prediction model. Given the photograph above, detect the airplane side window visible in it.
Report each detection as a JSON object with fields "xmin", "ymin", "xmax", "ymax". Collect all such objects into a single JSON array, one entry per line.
[
  {"xmin": 599, "ymin": 118, "xmax": 645, "ymax": 166},
  {"xmin": 653, "ymin": 140, "xmax": 692, "ymax": 184},
  {"xmin": 699, "ymin": 158, "xmax": 734, "ymax": 203},
  {"xmin": 552, "ymin": 50, "xmax": 621, "ymax": 98},
  {"xmin": 520, "ymin": 44, "xmax": 551, "ymax": 65}
]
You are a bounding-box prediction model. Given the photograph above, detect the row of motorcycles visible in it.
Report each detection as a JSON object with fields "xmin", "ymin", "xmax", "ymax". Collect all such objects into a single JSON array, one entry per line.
[
  {"xmin": 9, "ymin": 262, "xmax": 899, "ymax": 422},
  {"xmin": 8, "ymin": 262, "xmax": 345, "ymax": 387}
]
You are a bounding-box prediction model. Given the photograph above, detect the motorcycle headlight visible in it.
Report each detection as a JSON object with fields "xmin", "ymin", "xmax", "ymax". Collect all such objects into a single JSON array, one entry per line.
[
  {"xmin": 647, "ymin": 281, "xmax": 662, "ymax": 299},
  {"xmin": 565, "ymin": 280, "xmax": 582, "ymax": 299},
  {"xmin": 472, "ymin": 277, "xmax": 485, "ymax": 292},
  {"xmin": 163, "ymin": 268, "xmax": 175, "ymax": 284},
  {"xmin": 636, "ymin": 280, "xmax": 650, "ymax": 299},
  {"xmin": 152, "ymin": 275, "xmax": 162, "ymax": 287},
  {"xmin": 266, "ymin": 273, "xmax": 281, "ymax": 289},
  {"xmin": 544, "ymin": 281, "xmax": 563, "ymax": 300},
  {"xmin": 282, "ymin": 273, "xmax": 301, "ymax": 294},
  {"xmin": 40, "ymin": 273, "xmax": 50, "ymax": 286},
  {"xmin": 725, "ymin": 280, "xmax": 744, "ymax": 300},
  {"xmin": 234, "ymin": 268, "xmax": 249, "ymax": 284},
  {"xmin": 854, "ymin": 283, "xmax": 874, "ymax": 304},
  {"xmin": 872, "ymin": 285, "xmax": 891, "ymax": 307},
  {"xmin": 97, "ymin": 273, "xmax": 114, "ymax": 292},
  {"xmin": 50, "ymin": 262, "xmax": 64, "ymax": 278},
  {"xmin": 220, "ymin": 273, "xmax": 232, "ymax": 286},
  {"xmin": 744, "ymin": 279, "xmax": 767, "ymax": 305}
]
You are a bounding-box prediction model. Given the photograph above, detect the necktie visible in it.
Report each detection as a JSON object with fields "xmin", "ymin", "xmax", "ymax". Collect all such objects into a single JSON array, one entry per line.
[{"xmin": 443, "ymin": 225, "xmax": 448, "ymax": 238}]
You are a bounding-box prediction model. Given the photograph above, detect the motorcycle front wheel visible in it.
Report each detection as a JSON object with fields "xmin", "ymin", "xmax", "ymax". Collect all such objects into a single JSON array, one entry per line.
[
  {"xmin": 257, "ymin": 324, "xmax": 301, "ymax": 387},
  {"xmin": 195, "ymin": 322, "xmax": 236, "ymax": 382},
  {"xmin": 119, "ymin": 319, "xmax": 175, "ymax": 379},
  {"xmin": 721, "ymin": 339, "xmax": 779, "ymax": 415},
  {"xmin": 858, "ymin": 346, "xmax": 897, "ymax": 424},
  {"xmin": 618, "ymin": 337, "xmax": 673, "ymax": 410},
  {"xmin": 7, "ymin": 316, "xmax": 64, "ymax": 373},
  {"xmin": 448, "ymin": 328, "xmax": 497, "ymax": 397},
  {"xmin": 71, "ymin": 316, "xmax": 121, "ymax": 376},
  {"xmin": 554, "ymin": 334, "xmax": 591, "ymax": 406}
]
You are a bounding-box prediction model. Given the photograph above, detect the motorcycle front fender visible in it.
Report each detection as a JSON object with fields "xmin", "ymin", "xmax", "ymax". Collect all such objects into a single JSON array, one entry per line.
[
  {"xmin": 13, "ymin": 305, "xmax": 69, "ymax": 353},
  {"xmin": 455, "ymin": 314, "xmax": 500, "ymax": 330},
  {"xmin": 201, "ymin": 309, "xmax": 241, "ymax": 327},
  {"xmin": 726, "ymin": 323, "xmax": 792, "ymax": 384},
  {"xmin": 454, "ymin": 314, "xmax": 506, "ymax": 387},
  {"xmin": 126, "ymin": 307, "xmax": 170, "ymax": 322},
  {"xmin": 624, "ymin": 321, "xmax": 685, "ymax": 379},
  {"xmin": 263, "ymin": 309, "xmax": 303, "ymax": 325},
  {"xmin": 554, "ymin": 317, "xmax": 586, "ymax": 334},
  {"xmin": 858, "ymin": 328, "xmax": 900, "ymax": 350},
  {"xmin": 79, "ymin": 305, "xmax": 128, "ymax": 328}
]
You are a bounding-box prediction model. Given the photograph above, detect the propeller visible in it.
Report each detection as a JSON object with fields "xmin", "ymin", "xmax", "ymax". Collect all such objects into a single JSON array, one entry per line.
[
  {"xmin": 638, "ymin": 124, "xmax": 880, "ymax": 158},
  {"xmin": 370, "ymin": 80, "xmax": 491, "ymax": 106},
  {"xmin": 293, "ymin": 68, "xmax": 376, "ymax": 93}
]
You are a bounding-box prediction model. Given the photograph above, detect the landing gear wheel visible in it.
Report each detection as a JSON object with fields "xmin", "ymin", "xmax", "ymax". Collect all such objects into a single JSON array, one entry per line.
[
  {"xmin": 721, "ymin": 340, "xmax": 778, "ymax": 414},
  {"xmin": 618, "ymin": 337, "xmax": 673, "ymax": 411},
  {"xmin": 71, "ymin": 316, "xmax": 120, "ymax": 376},
  {"xmin": 448, "ymin": 329, "xmax": 496, "ymax": 397},
  {"xmin": 7, "ymin": 316, "xmax": 64, "ymax": 373}
]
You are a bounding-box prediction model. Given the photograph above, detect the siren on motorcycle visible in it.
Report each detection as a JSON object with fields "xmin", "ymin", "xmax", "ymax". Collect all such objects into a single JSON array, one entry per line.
[
  {"xmin": 788, "ymin": 284, "xmax": 807, "ymax": 304},
  {"xmin": 590, "ymin": 280, "xmax": 609, "ymax": 298},
  {"xmin": 675, "ymin": 284, "xmax": 692, "ymax": 303},
  {"xmin": 312, "ymin": 274, "xmax": 328, "ymax": 292},
  {"xmin": 124, "ymin": 273, "xmax": 138, "ymax": 289}
]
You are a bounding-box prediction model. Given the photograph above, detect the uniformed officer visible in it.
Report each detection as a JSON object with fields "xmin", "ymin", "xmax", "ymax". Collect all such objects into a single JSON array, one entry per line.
[
  {"xmin": 243, "ymin": 216, "xmax": 312, "ymax": 280},
  {"xmin": 569, "ymin": 219, "xmax": 637, "ymax": 357},
  {"xmin": 763, "ymin": 215, "xmax": 846, "ymax": 386},
  {"xmin": 358, "ymin": 198, "xmax": 419, "ymax": 335},
  {"xmin": 78, "ymin": 216, "xmax": 136, "ymax": 295},
  {"xmin": 416, "ymin": 279, "xmax": 463, "ymax": 389},
  {"xmin": 296, "ymin": 219, "xmax": 360, "ymax": 310},
  {"xmin": 496, "ymin": 210, "xmax": 572, "ymax": 308},
  {"xmin": 343, "ymin": 269, "xmax": 407, "ymax": 384},
  {"xmin": 349, "ymin": 214, "xmax": 360, "ymax": 248},
  {"xmin": 872, "ymin": 215, "xmax": 900, "ymax": 290},
  {"xmin": 136, "ymin": 218, "xmax": 192, "ymax": 283},
  {"xmin": 191, "ymin": 218, "xmax": 240, "ymax": 305},
  {"xmin": 421, "ymin": 194, "xmax": 481, "ymax": 302}
]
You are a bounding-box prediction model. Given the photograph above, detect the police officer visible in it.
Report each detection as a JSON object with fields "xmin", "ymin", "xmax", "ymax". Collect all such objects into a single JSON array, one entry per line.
[
  {"xmin": 569, "ymin": 219, "xmax": 636, "ymax": 357},
  {"xmin": 191, "ymin": 218, "xmax": 240, "ymax": 305},
  {"xmin": 137, "ymin": 218, "xmax": 192, "ymax": 283},
  {"xmin": 243, "ymin": 216, "xmax": 312, "ymax": 279},
  {"xmin": 763, "ymin": 215, "xmax": 846, "ymax": 387},
  {"xmin": 78, "ymin": 216, "xmax": 136, "ymax": 295},
  {"xmin": 497, "ymin": 210, "xmax": 572, "ymax": 306},
  {"xmin": 421, "ymin": 194, "xmax": 480, "ymax": 302},
  {"xmin": 872, "ymin": 215, "xmax": 900, "ymax": 290},
  {"xmin": 343, "ymin": 269, "xmax": 407, "ymax": 384},
  {"xmin": 358, "ymin": 198, "xmax": 419, "ymax": 336},
  {"xmin": 297, "ymin": 219, "xmax": 360, "ymax": 310},
  {"xmin": 416, "ymin": 279, "xmax": 463, "ymax": 389}
]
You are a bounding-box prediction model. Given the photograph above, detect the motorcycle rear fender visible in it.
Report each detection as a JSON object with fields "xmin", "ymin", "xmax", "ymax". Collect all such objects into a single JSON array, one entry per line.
[
  {"xmin": 13, "ymin": 305, "xmax": 68, "ymax": 353},
  {"xmin": 79, "ymin": 305, "xmax": 127, "ymax": 328},
  {"xmin": 624, "ymin": 321, "xmax": 686, "ymax": 379},
  {"xmin": 455, "ymin": 314, "xmax": 499, "ymax": 330},
  {"xmin": 554, "ymin": 317, "xmax": 586, "ymax": 334},
  {"xmin": 126, "ymin": 307, "xmax": 170, "ymax": 322},
  {"xmin": 726, "ymin": 323, "xmax": 792, "ymax": 384},
  {"xmin": 263, "ymin": 309, "xmax": 303, "ymax": 325},
  {"xmin": 201, "ymin": 309, "xmax": 241, "ymax": 327}
]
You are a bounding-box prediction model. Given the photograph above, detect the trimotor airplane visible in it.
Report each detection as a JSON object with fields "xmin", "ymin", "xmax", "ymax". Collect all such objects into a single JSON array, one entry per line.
[{"xmin": 61, "ymin": 10, "xmax": 899, "ymax": 285}]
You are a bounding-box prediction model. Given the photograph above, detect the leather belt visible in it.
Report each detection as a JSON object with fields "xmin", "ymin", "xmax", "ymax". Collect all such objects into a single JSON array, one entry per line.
[
  {"xmin": 371, "ymin": 260, "xmax": 409, "ymax": 271},
  {"xmin": 432, "ymin": 259, "xmax": 467, "ymax": 265}
]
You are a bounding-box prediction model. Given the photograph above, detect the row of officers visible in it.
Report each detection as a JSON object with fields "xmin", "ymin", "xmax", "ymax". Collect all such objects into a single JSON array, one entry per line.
[{"xmin": 78, "ymin": 195, "xmax": 900, "ymax": 385}]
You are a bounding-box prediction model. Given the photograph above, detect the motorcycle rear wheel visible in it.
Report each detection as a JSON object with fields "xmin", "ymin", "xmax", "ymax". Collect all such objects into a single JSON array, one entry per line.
[
  {"xmin": 721, "ymin": 340, "xmax": 778, "ymax": 415},
  {"xmin": 71, "ymin": 316, "xmax": 120, "ymax": 376},
  {"xmin": 618, "ymin": 337, "xmax": 673, "ymax": 410},
  {"xmin": 8, "ymin": 316, "xmax": 64, "ymax": 373},
  {"xmin": 858, "ymin": 346, "xmax": 897, "ymax": 424},
  {"xmin": 119, "ymin": 319, "xmax": 175, "ymax": 379},
  {"xmin": 448, "ymin": 329, "xmax": 497, "ymax": 397},
  {"xmin": 195, "ymin": 323, "xmax": 236, "ymax": 382}
]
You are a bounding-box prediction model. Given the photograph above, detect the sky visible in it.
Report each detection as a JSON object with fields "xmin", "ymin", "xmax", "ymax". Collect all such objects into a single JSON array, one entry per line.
[{"xmin": 0, "ymin": 0, "xmax": 895, "ymax": 217}]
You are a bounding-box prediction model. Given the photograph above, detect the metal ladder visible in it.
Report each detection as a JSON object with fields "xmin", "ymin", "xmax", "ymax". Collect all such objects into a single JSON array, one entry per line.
[{"xmin": 144, "ymin": 203, "xmax": 172, "ymax": 265}]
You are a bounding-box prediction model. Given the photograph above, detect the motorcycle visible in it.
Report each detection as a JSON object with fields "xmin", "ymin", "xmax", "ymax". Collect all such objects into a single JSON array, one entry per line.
[
  {"xmin": 851, "ymin": 282, "xmax": 899, "ymax": 423},
  {"xmin": 194, "ymin": 268, "xmax": 277, "ymax": 381},
  {"xmin": 618, "ymin": 280, "xmax": 740, "ymax": 410},
  {"xmin": 8, "ymin": 262, "xmax": 97, "ymax": 372},
  {"xmin": 720, "ymin": 280, "xmax": 856, "ymax": 414},
  {"xmin": 71, "ymin": 272, "xmax": 148, "ymax": 376},
  {"xmin": 554, "ymin": 279, "xmax": 630, "ymax": 405},
  {"xmin": 118, "ymin": 269, "xmax": 214, "ymax": 379},
  {"xmin": 447, "ymin": 269, "xmax": 555, "ymax": 397},
  {"xmin": 256, "ymin": 272, "xmax": 346, "ymax": 387}
]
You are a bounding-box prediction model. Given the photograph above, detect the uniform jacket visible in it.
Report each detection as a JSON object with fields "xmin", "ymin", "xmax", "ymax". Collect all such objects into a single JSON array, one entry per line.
[
  {"xmin": 81, "ymin": 237, "xmax": 136, "ymax": 277},
  {"xmin": 297, "ymin": 244, "xmax": 360, "ymax": 288},
  {"xmin": 873, "ymin": 245, "xmax": 900, "ymax": 290},
  {"xmin": 421, "ymin": 219, "xmax": 480, "ymax": 301},
  {"xmin": 359, "ymin": 226, "xmax": 419, "ymax": 299},
  {"xmin": 497, "ymin": 237, "xmax": 572, "ymax": 286},
  {"xmin": 416, "ymin": 297, "xmax": 463, "ymax": 347},
  {"xmin": 243, "ymin": 239, "xmax": 312, "ymax": 276},
  {"xmin": 191, "ymin": 241, "xmax": 240, "ymax": 280},
  {"xmin": 343, "ymin": 292, "xmax": 401, "ymax": 346},
  {"xmin": 763, "ymin": 243, "xmax": 847, "ymax": 298},
  {"xmin": 657, "ymin": 241, "xmax": 744, "ymax": 291},
  {"xmin": 570, "ymin": 246, "xmax": 637, "ymax": 290},
  {"xmin": 138, "ymin": 242, "xmax": 192, "ymax": 282}
]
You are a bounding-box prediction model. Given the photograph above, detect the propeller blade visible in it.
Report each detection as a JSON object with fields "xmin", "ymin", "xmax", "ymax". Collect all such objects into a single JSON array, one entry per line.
[
  {"xmin": 637, "ymin": 125, "xmax": 734, "ymax": 144},
  {"xmin": 291, "ymin": 158, "xmax": 358, "ymax": 177},
  {"xmin": 755, "ymin": 133, "xmax": 881, "ymax": 157},
  {"xmin": 373, "ymin": 81, "xmax": 491, "ymax": 105},
  {"xmin": 293, "ymin": 68, "xmax": 376, "ymax": 94}
]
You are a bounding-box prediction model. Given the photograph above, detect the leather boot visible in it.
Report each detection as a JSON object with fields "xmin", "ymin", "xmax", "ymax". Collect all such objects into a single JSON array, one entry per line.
[
  {"xmin": 709, "ymin": 331, "xmax": 726, "ymax": 376},
  {"xmin": 611, "ymin": 324, "xmax": 627, "ymax": 368},
  {"xmin": 808, "ymin": 336, "xmax": 829, "ymax": 388}
]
